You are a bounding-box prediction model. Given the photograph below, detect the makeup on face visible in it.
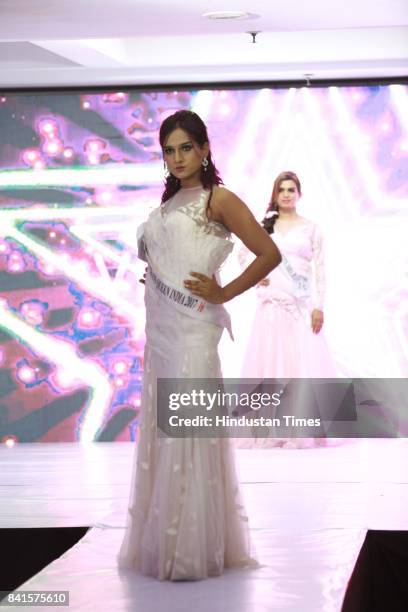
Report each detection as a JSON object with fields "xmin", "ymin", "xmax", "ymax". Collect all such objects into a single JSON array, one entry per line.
[
  {"xmin": 277, "ymin": 180, "xmax": 300, "ymax": 207},
  {"xmin": 163, "ymin": 128, "xmax": 206, "ymax": 185}
]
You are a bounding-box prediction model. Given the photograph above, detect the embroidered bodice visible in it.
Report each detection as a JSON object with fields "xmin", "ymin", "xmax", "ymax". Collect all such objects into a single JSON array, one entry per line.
[
  {"xmin": 140, "ymin": 186, "xmax": 233, "ymax": 288},
  {"xmin": 271, "ymin": 220, "xmax": 325, "ymax": 309}
]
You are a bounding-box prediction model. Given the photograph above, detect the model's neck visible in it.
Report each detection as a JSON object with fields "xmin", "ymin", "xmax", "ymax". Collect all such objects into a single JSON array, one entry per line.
[
  {"xmin": 180, "ymin": 182, "xmax": 203, "ymax": 189},
  {"xmin": 180, "ymin": 176, "xmax": 203, "ymax": 189},
  {"xmin": 278, "ymin": 209, "xmax": 299, "ymax": 220}
]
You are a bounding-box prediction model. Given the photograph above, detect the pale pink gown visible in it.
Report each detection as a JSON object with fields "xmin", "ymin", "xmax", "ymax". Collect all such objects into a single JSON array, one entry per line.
[{"xmin": 241, "ymin": 219, "xmax": 337, "ymax": 448}]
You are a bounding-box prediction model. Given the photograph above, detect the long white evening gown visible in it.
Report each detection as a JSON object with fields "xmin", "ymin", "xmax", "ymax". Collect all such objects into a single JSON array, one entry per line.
[
  {"xmin": 240, "ymin": 219, "xmax": 337, "ymax": 448},
  {"xmin": 118, "ymin": 185, "xmax": 258, "ymax": 580}
]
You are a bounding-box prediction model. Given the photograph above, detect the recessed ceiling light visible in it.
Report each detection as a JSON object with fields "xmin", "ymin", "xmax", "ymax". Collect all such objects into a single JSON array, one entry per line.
[{"xmin": 203, "ymin": 11, "xmax": 256, "ymax": 20}]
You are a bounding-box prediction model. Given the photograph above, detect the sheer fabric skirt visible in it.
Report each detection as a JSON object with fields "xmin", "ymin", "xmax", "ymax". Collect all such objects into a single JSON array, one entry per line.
[
  {"xmin": 239, "ymin": 276, "xmax": 337, "ymax": 449},
  {"xmin": 243, "ymin": 295, "xmax": 336, "ymax": 379},
  {"xmin": 118, "ymin": 283, "xmax": 258, "ymax": 580}
]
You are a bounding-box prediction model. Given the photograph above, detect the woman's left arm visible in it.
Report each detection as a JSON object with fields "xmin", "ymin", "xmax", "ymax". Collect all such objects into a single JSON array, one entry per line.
[
  {"xmin": 184, "ymin": 188, "xmax": 281, "ymax": 304},
  {"xmin": 311, "ymin": 224, "xmax": 325, "ymax": 334}
]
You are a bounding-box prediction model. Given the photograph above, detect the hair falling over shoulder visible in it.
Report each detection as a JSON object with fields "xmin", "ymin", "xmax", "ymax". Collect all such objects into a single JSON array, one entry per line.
[{"xmin": 159, "ymin": 110, "xmax": 224, "ymax": 216}]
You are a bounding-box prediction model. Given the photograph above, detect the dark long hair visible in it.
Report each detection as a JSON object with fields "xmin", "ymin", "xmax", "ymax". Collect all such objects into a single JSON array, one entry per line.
[
  {"xmin": 159, "ymin": 110, "xmax": 223, "ymax": 215},
  {"xmin": 262, "ymin": 171, "xmax": 302, "ymax": 234}
]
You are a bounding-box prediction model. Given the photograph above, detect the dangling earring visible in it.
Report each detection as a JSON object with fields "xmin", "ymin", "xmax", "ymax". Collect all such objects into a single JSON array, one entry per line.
[
  {"xmin": 202, "ymin": 157, "xmax": 209, "ymax": 172},
  {"xmin": 163, "ymin": 162, "xmax": 170, "ymax": 179}
]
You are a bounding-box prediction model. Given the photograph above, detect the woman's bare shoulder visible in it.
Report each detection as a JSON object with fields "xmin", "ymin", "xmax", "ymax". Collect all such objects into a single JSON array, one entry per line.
[
  {"xmin": 211, "ymin": 185, "xmax": 244, "ymax": 209},
  {"xmin": 212, "ymin": 185, "xmax": 238, "ymax": 200},
  {"xmin": 209, "ymin": 186, "xmax": 247, "ymax": 223}
]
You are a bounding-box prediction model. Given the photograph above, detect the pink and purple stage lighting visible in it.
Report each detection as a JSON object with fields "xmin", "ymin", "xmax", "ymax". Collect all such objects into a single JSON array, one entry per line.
[{"xmin": 0, "ymin": 84, "xmax": 407, "ymax": 442}]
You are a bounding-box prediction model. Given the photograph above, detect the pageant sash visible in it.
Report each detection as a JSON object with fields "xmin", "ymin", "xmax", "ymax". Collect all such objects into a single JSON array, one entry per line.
[
  {"xmin": 280, "ymin": 254, "xmax": 310, "ymax": 299},
  {"xmin": 146, "ymin": 263, "xmax": 234, "ymax": 340}
]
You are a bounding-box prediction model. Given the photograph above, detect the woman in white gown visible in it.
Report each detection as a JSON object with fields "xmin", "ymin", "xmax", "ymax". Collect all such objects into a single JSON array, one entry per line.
[
  {"xmin": 118, "ymin": 110, "xmax": 281, "ymax": 580},
  {"xmin": 241, "ymin": 171, "xmax": 337, "ymax": 448}
]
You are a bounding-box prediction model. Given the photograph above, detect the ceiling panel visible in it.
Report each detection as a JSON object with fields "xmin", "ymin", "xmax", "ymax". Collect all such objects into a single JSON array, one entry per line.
[
  {"xmin": 0, "ymin": 0, "xmax": 407, "ymax": 40},
  {"xmin": 0, "ymin": 1, "xmax": 406, "ymax": 87}
]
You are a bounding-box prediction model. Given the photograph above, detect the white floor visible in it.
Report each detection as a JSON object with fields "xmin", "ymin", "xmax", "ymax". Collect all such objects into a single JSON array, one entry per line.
[{"xmin": 1, "ymin": 439, "xmax": 407, "ymax": 611}]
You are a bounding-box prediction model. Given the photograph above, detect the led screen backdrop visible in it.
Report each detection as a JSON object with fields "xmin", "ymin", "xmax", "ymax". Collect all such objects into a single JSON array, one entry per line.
[{"xmin": 0, "ymin": 84, "xmax": 407, "ymax": 442}]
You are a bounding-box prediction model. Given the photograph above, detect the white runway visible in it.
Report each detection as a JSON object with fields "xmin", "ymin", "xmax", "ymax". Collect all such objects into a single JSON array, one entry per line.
[{"xmin": 1, "ymin": 439, "xmax": 407, "ymax": 611}]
